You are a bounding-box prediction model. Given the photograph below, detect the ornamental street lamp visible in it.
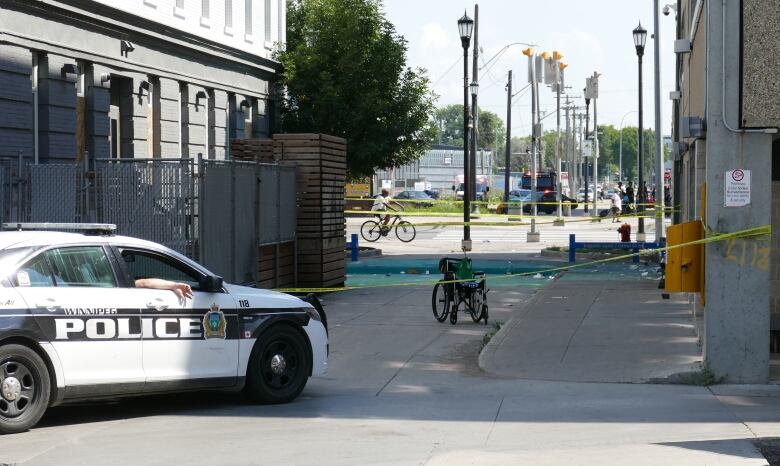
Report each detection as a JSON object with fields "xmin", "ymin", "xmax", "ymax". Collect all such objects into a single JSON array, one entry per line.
[
  {"xmin": 458, "ymin": 11, "xmax": 474, "ymax": 250},
  {"xmin": 633, "ymin": 22, "xmax": 648, "ymax": 241}
]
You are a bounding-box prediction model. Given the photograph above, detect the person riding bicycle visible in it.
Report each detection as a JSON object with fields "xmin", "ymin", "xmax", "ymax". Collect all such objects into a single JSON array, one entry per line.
[{"xmin": 371, "ymin": 189, "xmax": 404, "ymax": 232}]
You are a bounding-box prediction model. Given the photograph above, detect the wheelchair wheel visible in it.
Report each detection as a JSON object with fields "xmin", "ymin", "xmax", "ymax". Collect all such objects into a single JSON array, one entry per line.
[
  {"xmin": 469, "ymin": 289, "xmax": 484, "ymax": 323},
  {"xmin": 431, "ymin": 281, "xmax": 450, "ymax": 323},
  {"xmin": 450, "ymin": 308, "xmax": 458, "ymax": 325},
  {"xmin": 360, "ymin": 220, "xmax": 382, "ymax": 242},
  {"xmin": 395, "ymin": 221, "xmax": 416, "ymax": 243},
  {"xmin": 481, "ymin": 304, "xmax": 489, "ymax": 325}
]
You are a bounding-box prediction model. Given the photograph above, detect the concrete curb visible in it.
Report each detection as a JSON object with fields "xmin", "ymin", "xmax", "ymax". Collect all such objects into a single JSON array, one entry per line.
[{"xmin": 477, "ymin": 274, "xmax": 555, "ymax": 377}]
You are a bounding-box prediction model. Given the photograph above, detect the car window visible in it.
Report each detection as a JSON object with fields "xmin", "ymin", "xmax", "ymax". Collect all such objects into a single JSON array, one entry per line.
[
  {"xmin": 45, "ymin": 247, "xmax": 116, "ymax": 288},
  {"xmin": 120, "ymin": 249, "xmax": 201, "ymax": 290},
  {"xmin": 13, "ymin": 254, "xmax": 54, "ymax": 287}
]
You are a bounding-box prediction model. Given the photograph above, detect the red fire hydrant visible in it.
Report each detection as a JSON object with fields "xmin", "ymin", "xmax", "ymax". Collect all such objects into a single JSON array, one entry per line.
[{"xmin": 618, "ymin": 223, "xmax": 631, "ymax": 242}]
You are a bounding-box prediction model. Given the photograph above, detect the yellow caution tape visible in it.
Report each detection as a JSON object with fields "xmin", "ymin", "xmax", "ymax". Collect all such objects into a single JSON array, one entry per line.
[{"xmin": 274, "ymin": 223, "xmax": 770, "ymax": 294}]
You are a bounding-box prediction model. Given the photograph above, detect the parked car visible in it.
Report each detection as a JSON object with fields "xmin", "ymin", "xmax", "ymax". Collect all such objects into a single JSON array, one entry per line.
[
  {"xmin": 496, "ymin": 189, "xmax": 532, "ymax": 214},
  {"xmin": 393, "ymin": 190, "xmax": 434, "ymax": 207},
  {"xmin": 454, "ymin": 183, "xmax": 490, "ymax": 201},
  {"xmin": 523, "ymin": 191, "xmax": 579, "ymax": 214},
  {"xmin": 423, "ymin": 189, "xmax": 440, "ymax": 200},
  {"xmin": 576, "ymin": 188, "xmax": 596, "ymax": 203},
  {"xmin": 0, "ymin": 223, "xmax": 329, "ymax": 434}
]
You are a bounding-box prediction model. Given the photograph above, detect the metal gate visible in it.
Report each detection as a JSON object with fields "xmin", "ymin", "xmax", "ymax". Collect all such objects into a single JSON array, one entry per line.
[
  {"xmin": 198, "ymin": 160, "xmax": 297, "ymax": 285},
  {"xmin": 0, "ymin": 155, "xmax": 298, "ymax": 286},
  {"xmin": 94, "ymin": 159, "xmax": 195, "ymax": 255}
]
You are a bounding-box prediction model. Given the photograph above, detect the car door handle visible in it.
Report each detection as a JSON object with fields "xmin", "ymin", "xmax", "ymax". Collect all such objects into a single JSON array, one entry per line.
[
  {"xmin": 35, "ymin": 298, "xmax": 60, "ymax": 310},
  {"xmin": 146, "ymin": 300, "xmax": 169, "ymax": 311}
]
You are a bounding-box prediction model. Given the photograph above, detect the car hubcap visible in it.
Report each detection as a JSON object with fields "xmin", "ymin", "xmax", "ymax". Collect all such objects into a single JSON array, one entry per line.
[
  {"xmin": 270, "ymin": 354, "xmax": 287, "ymax": 375},
  {"xmin": 2, "ymin": 377, "xmax": 20, "ymax": 401}
]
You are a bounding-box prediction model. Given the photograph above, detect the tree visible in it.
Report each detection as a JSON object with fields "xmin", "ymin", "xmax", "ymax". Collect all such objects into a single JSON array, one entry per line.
[
  {"xmin": 276, "ymin": 0, "xmax": 436, "ymax": 179},
  {"xmin": 430, "ymin": 104, "xmax": 506, "ymax": 152}
]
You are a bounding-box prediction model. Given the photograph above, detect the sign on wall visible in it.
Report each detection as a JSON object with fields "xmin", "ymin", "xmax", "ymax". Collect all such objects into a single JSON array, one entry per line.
[{"xmin": 724, "ymin": 169, "xmax": 751, "ymax": 207}]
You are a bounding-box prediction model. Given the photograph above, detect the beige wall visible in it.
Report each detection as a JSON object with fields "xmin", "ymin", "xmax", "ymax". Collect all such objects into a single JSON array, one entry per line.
[
  {"xmin": 742, "ymin": 0, "xmax": 780, "ymax": 128},
  {"xmin": 680, "ymin": 0, "xmax": 706, "ymax": 143}
]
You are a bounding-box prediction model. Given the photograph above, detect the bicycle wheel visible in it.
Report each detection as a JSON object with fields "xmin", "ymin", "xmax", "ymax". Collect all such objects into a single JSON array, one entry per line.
[
  {"xmin": 360, "ymin": 220, "xmax": 382, "ymax": 242},
  {"xmin": 395, "ymin": 221, "xmax": 416, "ymax": 243},
  {"xmin": 431, "ymin": 281, "xmax": 450, "ymax": 323}
]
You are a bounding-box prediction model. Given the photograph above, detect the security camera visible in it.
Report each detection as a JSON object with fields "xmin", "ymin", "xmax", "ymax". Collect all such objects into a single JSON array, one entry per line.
[{"xmin": 662, "ymin": 5, "xmax": 671, "ymax": 16}]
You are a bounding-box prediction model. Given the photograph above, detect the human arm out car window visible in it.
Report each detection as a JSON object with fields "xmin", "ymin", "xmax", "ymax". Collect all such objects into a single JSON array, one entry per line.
[{"xmin": 134, "ymin": 278, "xmax": 193, "ymax": 299}]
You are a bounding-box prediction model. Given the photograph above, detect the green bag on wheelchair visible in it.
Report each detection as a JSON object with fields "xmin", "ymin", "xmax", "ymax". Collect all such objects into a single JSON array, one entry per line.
[{"xmin": 455, "ymin": 258, "xmax": 474, "ymax": 280}]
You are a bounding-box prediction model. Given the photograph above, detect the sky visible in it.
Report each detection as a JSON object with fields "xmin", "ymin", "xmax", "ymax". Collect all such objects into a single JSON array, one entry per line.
[{"xmin": 381, "ymin": 0, "xmax": 677, "ymax": 138}]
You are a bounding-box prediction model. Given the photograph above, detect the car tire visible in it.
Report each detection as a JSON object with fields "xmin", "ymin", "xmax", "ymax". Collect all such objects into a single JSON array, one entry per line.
[
  {"xmin": 245, "ymin": 325, "xmax": 311, "ymax": 404},
  {"xmin": 0, "ymin": 344, "xmax": 51, "ymax": 434}
]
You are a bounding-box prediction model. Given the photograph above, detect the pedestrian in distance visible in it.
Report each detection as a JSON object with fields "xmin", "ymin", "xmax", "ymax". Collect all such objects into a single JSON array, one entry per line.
[
  {"xmin": 625, "ymin": 181, "xmax": 635, "ymax": 205},
  {"xmin": 610, "ymin": 189, "xmax": 622, "ymax": 222}
]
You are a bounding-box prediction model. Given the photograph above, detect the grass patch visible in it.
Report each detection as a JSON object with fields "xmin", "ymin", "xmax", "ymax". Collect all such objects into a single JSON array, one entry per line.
[
  {"xmin": 481, "ymin": 321, "xmax": 503, "ymax": 349},
  {"xmin": 660, "ymin": 365, "xmax": 725, "ymax": 386}
]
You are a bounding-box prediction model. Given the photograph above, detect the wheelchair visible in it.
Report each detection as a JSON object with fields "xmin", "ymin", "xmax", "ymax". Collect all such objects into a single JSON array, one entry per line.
[{"xmin": 431, "ymin": 255, "xmax": 488, "ymax": 325}]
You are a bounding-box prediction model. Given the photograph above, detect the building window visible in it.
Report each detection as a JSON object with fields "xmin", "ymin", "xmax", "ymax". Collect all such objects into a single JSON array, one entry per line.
[
  {"xmin": 264, "ymin": 0, "xmax": 272, "ymax": 43},
  {"xmin": 245, "ymin": 0, "xmax": 253, "ymax": 41},
  {"xmin": 224, "ymin": 0, "xmax": 233, "ymax": 34},
  {"xmin": 174, "ymin": 0, "xmax": 185, "ymax": 18},
  {"xmin": 201, "ymin": 0, "xmax": 211, "ymax": 26}
]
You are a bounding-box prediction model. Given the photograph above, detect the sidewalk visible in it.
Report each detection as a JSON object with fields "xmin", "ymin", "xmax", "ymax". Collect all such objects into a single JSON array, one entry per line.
[{"xmin": 479, "ymin": 269, "xmax": 703, "ymax": 383}]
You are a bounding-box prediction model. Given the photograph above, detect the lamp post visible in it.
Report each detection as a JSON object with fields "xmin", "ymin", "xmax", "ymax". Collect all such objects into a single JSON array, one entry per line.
[
  {"xmin": 618, "ymin": 110, "xmax": 637, "ymax": 182},
  {"xmin": 470, "ymin": 80, "xmax": 479, "ymax": 212},
  {"xmin": 458, "ymin": 11, "xmax": 474, "ymax": 251},
  {"xmin": 633, "ymin": 22, "xmax": 648, "ymax": 242}
]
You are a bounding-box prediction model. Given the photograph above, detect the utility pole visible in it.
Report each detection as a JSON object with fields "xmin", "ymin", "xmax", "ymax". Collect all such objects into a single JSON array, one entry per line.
[
  {"xmin": 504, "ymin": 70, "xmax": 512, "ymax": 202},
  {"xmin": 584, "ymin": 95, "xmax": 590, "ymax": 213},
  {"xmin": 575, "ymin": 113, "xmax": 588, "ymax": 198},
  {"xmin": 523, "ymin": 47, "xmax": 540, "ymax": 242},
  {"xmin": 653, "ymin": 0, "xmax": 665, "ymax": 241},
  {"xmin": 591, "ymin": 72, "xmax": 600, "ymax": 216},
  {"xmin": 555, "ymin": 77, "xmax": 563, "ymax": 221},
  {"xmin": 592, "ymin": 88, "xmax": 599, "ymax": 215},
  {"xmin": 564, "ymin": 98, "xmax": 572, "ymax": 197},
  {"xmin": 470, "ymin": 4, "xmax": 479, "ymax": 209}
]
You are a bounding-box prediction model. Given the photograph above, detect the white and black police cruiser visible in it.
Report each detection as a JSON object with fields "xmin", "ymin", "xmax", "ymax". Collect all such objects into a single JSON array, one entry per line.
[{"xmin": 0, "ymin": 223, "xmax": 328, "ymax": 434}]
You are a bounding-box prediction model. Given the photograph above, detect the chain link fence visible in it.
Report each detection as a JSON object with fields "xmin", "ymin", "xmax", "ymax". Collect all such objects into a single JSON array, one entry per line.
[{"xmin": 0, "ymin": 152, "xmax": 297, "ymax": 285}]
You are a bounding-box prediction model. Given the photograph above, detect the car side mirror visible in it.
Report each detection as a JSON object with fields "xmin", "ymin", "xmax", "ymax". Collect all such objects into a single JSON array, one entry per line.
[{"xmin": 200, "ymin": 275, "xmax": 224, "ymax": 292}]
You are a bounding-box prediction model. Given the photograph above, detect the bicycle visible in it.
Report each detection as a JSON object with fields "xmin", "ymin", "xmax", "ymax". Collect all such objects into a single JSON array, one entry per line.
[
  {"xmin": 360, "ymin": 213, "xmax": 416, "ymax": 243},
  {"xmin": 431, "ymin": 252, "xmax": 488, "ymax": 325}
]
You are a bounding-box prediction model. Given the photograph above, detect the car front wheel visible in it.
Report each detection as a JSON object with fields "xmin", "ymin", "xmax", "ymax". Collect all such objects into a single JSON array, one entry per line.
[
  {"xmin": 0, "ymin": 344, "xmax": 50, "ymax": 434},
  {"xmin": 245, "ymin": 325, "xmax": 311, "ymax": 404}
]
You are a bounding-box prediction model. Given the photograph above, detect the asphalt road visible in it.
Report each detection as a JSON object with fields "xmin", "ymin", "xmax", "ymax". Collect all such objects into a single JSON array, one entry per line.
[{"xmin": 2, "ymin": 284, "xmax": 772, "ymax": 465}]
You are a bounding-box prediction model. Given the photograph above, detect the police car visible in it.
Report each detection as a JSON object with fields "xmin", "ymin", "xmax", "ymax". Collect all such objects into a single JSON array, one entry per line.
[{"xmin": 0, "ymin": 223, "xmax": 328, "ymax": 434}]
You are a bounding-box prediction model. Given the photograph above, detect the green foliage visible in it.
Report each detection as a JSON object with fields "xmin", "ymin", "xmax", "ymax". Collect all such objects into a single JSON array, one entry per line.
[
  {"xmin": 276, "ymin": 0, "xmax": 436, "ymax": 179},
  {"xmin": 431, "ymin": 104, "xmax": 506, "ymax": 152},
  {"xmin": 595, "ymin": 125, "xmax": 658, "ymax": 182}
]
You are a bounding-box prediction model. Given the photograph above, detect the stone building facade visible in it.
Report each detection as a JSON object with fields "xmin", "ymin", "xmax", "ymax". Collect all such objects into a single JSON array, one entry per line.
[{"xmin": 0, "ymin": 0, "xmax": 284, "ymax": 162}]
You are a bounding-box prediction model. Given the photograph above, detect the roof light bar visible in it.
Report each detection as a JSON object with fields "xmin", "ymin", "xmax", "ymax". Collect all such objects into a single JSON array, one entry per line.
[{"xmin": 2, "ymin": 223, "xmax": 117, "ymax": 235}]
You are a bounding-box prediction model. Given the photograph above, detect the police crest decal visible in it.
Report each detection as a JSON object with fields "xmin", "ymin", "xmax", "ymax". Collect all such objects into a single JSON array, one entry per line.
[{"xmin": 203, "ymin": 303, "xmax": 227, "ymax": 339}]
